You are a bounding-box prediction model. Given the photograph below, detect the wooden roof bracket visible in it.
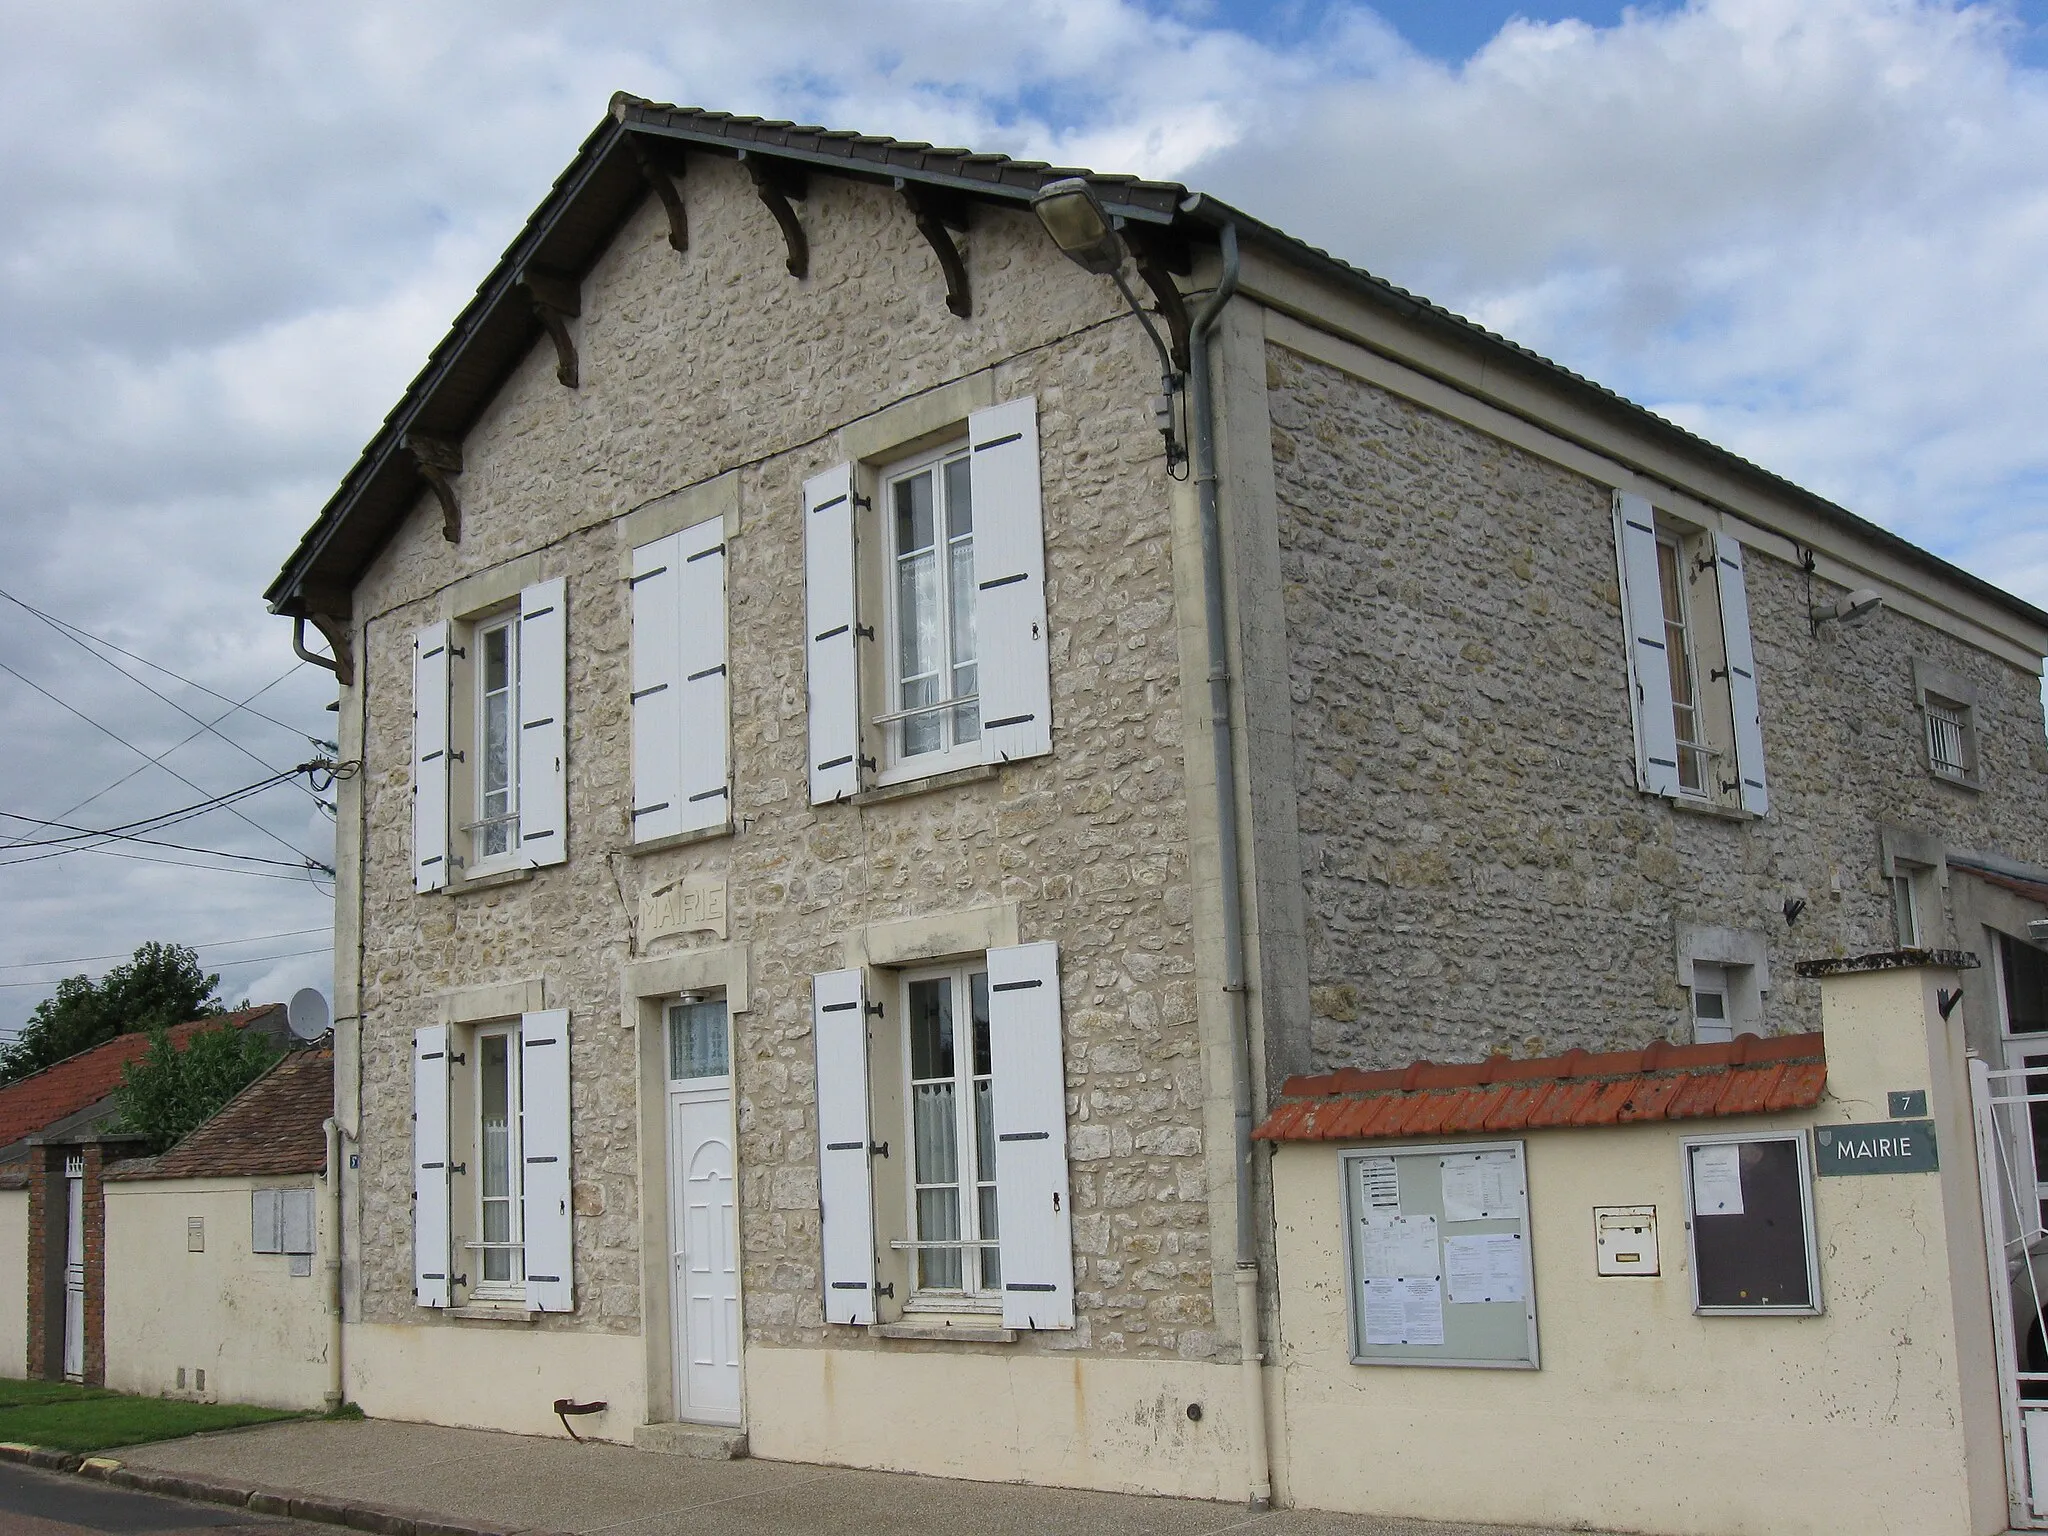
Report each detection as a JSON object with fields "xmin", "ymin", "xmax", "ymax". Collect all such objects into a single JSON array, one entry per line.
[
  {"xmin": 517, "ymin": 266, "xmax": 582, "ymax": 388},
  {"xmin": 741, "ymin": 152, "xmax": 810, "ymax": 279},
  {"xmin": 404, "ymin": 432, "xmax": 464, "ymax": 543},
  {"xmin": 293, "ymin": 610, "xmax": 354, "ymax": 688},
  {"xmin": 898, "ymin": 181, "xmax": 971, "ymax": 318},
  {"xmin": 630, "ymin": 139, "xmax": 688, "ymax": 254},
  {"xmin": 1130, "ymin": 236, "xmax": 1193, "ymax": 372}
]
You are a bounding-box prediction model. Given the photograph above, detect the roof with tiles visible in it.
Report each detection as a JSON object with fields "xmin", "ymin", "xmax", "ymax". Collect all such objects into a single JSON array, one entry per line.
[
  {"xmin": 0, "ymin": 1005, "xmax": 286, "ymax": 1154},
  {"xmin": 1254, "ymin": 1032, "xmax": 1827, "ymax": 1144},
  {"xmin": 107, "ymin": 1048, "xmax": 330, "ymax": 1182}
]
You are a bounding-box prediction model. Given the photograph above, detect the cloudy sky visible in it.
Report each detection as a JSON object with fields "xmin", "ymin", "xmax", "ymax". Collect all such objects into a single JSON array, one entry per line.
[{"xmin": 3, "ymin": 0, "xmax": 2045, "ymax": 1037}]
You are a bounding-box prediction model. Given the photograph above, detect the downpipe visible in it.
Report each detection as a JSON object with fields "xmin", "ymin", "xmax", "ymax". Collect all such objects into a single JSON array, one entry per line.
[
  {"xmin": 323, "ymin": 1116, "xmax": 344, "ymax": 1412},
  {"xmin": 1186, "ymin": 222, "xmax": 1269, "ymax": 1511}
]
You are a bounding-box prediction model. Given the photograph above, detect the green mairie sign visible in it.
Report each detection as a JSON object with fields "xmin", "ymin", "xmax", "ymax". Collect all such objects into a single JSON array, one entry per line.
[{"xmin": 1815, "ymin": 1119, "xmax": 1938, "ymax": 1176}]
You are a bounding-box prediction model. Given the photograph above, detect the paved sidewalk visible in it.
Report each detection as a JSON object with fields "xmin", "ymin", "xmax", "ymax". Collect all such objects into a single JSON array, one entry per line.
[{"xmin": 115, "ymin": 1419, "xmax": 1582, "ymax": 1536}]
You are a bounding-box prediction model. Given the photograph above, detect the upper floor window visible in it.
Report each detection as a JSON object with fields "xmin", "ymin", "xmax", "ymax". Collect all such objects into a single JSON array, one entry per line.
[
  {"xmin": 473, "ymin": 615, "xmax": 520, "ymax": 867},
  {"xmin": 1910, "ymin": 659, "xmax": 1982, "ymax": 789},
  {"xmin": 885, "ymin": 446, "xmax": 981, "ymax": 773},
  {"xmin": 1614, "ymin": 493, "xmax": 1769, "ymax": 816}
]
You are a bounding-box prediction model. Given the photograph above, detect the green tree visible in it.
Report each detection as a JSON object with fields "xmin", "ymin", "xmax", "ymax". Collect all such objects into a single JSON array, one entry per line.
[
  {"xmin": 0, "ymin": 941, "xmax": 226, "ymax": 1085},
  {"xmin": 111, "ymin": 1022, "xmax": 280, "ymax": 1155}
]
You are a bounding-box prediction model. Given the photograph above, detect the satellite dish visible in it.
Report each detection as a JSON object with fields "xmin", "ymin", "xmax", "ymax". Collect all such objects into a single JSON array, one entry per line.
[{"xmin": 287, "ymin": 987, "xmax": 332, "ymax": 1042}]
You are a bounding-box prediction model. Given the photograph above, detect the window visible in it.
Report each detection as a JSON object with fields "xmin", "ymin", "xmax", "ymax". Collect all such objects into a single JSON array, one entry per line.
[
  {"xmin": 883, "ymin": 448, "xmax": 981, "ymax": 772},
  {"xmin": 472, "ymin": 616, "xmax": 520, "ymax": 866},
  {"xmin": 1676, "ymin": 927, "xmax": 1768, "ymax": 1042},
  {"xmin": 413, "ymin": 1012, "xmax": 574, "ymax": 1313},
  {"xmin": 1910, "ymin": 659, "xmax": 1982, "ymax": 789},
  {"xmin": 1682, "ymin": 1133, "xmax": 1821, "ymax": 1315},
  {"xmin": 1690, "ymin": 963, "xmax": 1732, "ymax": 1044},
  {"xmin": 810, "ymin": 942, "xmax": 1074, "ymax": 1331},
  {"xmin": 669, "ymin": 998, "xmax": 730, "ymax": 1080},
  {"xmin": 474, "ymin": 1026, "xmax": 525, "ymax": 1296},
  {"xmin": 411, "ymin": 579, "xmax": 567, "ymax": 891},
  {"xmin": 1613, "ymin": 494, "xmax": 1769, "ymax": 815},
  {"xmin": 902, "ymin": 965, "xmax": 999, "ymax": 1302},
  {"xmin": 2004, "ymin": 932, "xmax": 2048, "ymax": 1036},
  {"xmin": 804, "ymin": 397, "xmax": 1052, "ymax": 805}
]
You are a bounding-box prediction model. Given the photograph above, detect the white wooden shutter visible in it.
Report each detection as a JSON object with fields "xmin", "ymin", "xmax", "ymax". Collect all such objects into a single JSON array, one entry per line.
[
  {"xmin": 1714, "ymin": 532, "xmax": 1770, "ymax": 817},
  {"xmin": 675, "ymin": 516, "xmax": 731, "ymax": 832},
  {"xmin": 812, "ymin": 968, "xmax": 876, "ymax": 1325},
  {"xmin": 412, "ymin": 623, "xmax": 451, "ymax": 892},
  {"xmin": 629, "ymin": 533, "xmax": 686, "ymax": 843},
  {"xmin": 804, "ymin": 464, "xmax": 861, "ymax": 804},
  {"xmin": 281, "ymin": 1188, "xmax": 315, "ymax": 1256},
  {"xmin": 517, "ymin": 579, "xmax": 568, "ymax": 867},
  {"xmin": 987, "ymin": 941, "xmax": 1074, "ymax": 1330},
  {"xmin": 520, "ymin": 1009, "xmax": 574, "ymax": 1313},
  {"xmin": 1613, "ymin": 492, "xmax": 1680, "ymax": 797},
  {"xmin": 969, "ymin": 398, "xmax": 1052, "ymax": 764},
  {"xmin": 413, "ymin": 1025, "xmax": 452, "ymax": 1308},
  {"xmin": 251, "ymin": 1190, "xmax": 282, "ymax": 1254}
]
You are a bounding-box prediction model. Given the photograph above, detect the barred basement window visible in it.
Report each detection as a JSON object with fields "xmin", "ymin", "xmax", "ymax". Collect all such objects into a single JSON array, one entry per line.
[{"xmin": 1926, "ymin": 699, "xmax": 1970, "ymax": 778}]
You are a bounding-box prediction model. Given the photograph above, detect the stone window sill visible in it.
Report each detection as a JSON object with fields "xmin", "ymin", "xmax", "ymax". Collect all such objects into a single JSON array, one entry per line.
[
  {"xmin": 626, "ymin": 823, "xmax": 735, "ymax": 857},
  {"xmin": 1662, "ymin": 794, "xmax": 1753, "ymax": 824},
  {"xmin": 447, "ymin": 1304, "xmax": 537, "ymax": 1324},
  {"xmin": 872, "ymin": 1319, "xmax": 1017, "ymax": 1344},
  {"xmin": 852, "ymin": 763, "xmax": 999, "ymax": 807},
  {"xmin": 1929, "ymin": 768, "xmax": 1982, "ymax": 794},
  {"xmin": 443, "ymin": 865, "xmax": 533, "ymax": 896}
]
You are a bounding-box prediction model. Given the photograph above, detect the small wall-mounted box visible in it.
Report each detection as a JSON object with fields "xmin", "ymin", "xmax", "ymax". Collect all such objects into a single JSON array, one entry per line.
[{"xmin": 1595, "ymin": 1205, "xmax": 1659, "ymax": 1276}]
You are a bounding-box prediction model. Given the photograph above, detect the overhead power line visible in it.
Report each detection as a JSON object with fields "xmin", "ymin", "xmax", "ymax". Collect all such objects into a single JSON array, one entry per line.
[
  {"xmin": 0, "ymin": 812, "xmax": 323, "ymax": 870},
  {"xmin": 0, "ymin": 767, "xmax": 301, "ymax": 850},
  {"xmin": 0, "ymin": 943, "xmax": 334, "ymax": 990},
  {"xmin": 0, "ymin": 926, "xmax": 333, "ymax": 972}
]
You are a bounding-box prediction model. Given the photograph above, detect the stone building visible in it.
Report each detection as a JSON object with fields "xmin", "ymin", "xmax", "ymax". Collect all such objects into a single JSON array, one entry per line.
[{"xmin": 266, "ymin": 97, "xmax": 2048, "ymax": 1515}]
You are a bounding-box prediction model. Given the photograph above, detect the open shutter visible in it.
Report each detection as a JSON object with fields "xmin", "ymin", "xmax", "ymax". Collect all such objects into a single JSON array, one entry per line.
[
  {"xmin": 630, "ymin": 533, "xmax": 685, "ymax": 843},
  {"xmin": 1613, "ymin": 492, "xmax": 1680, "ymax": 797},
  {"xmin": 518, "ymin": 579, "xmax": 567, "ymax": 867},
  {"xmin": 804, "ymin": 464, "xmax": 861, "ymax": 804},
  {"xmin": 413, "ymin": 1025, "xmax": 451, "ymax": 1308},
  {"xmin": 1714, "ymin": 532, "xmax": 1770, "ymax": 817},
  {"xmin": 987, "ymin": 941, "xmax": 1074, "ymax": 1329},
  {"xmin": 969, "ymin": 398, "xmax": 1052, "ymax": 764},
  {"xmin": 412, "ymin": 623, "xmax": 451, "ymax": 892},
  {"xmin": 812, "ymin": 969, "xmax": 876, "ymax": 1324},
  {"xmin": 676, "ymin": 516, "xmax": 731, "ymax": 832},
  {"xmin": 521, "ymin": 1009, "xmax": 574, "ymax": 1313}
]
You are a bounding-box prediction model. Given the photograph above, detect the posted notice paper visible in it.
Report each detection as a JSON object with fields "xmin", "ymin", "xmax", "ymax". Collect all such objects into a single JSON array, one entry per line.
[
  {"xmin": 1691, "ymin": 1144, "xmax": 1745, "ymax": 1216},
  {"xmin": 1362, "ymin": 1276, "xmax": 1447, "ymax": 1346},
  {"xmin": 1360, "ymin": 1214, "xmax": 1439, "ymax": 1280},
  {"xmin": 1444, "ymin": 1232, "xmax": 1526, "ymax": 1304},
  {"xmin": 1440, "ymin": 1150, "xmax": 1524, "ymax": 1222},
  {"xmin": 1359, "ymin": 1156, "xmax": 1401, "ymax": 1212}
]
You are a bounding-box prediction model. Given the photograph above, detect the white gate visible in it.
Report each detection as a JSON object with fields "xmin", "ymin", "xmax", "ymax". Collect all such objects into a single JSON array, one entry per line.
[
  {"xmin": 62, "ymin": 1154, "xmax": 84, "ymax": 1382},
  {"xmin": 1970, "ymin": 1054, "xmax": 2048, "ymax": 1527}
]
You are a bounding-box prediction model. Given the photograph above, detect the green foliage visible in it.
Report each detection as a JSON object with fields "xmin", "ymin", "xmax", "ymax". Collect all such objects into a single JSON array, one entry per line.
[
  {"xmin": 112, "ymin": 1022, "xmax": 280, "ymax": 1155},
  {"xmin": 0, "ymin": 941, "xmax": 228, "ymax": 1085}
]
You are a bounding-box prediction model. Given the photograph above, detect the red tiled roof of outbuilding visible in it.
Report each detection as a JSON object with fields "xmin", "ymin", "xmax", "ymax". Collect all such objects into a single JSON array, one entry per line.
[{"xmin": 1253, "ymin": 1033, "xmax": 1826, "ymax": 1143}]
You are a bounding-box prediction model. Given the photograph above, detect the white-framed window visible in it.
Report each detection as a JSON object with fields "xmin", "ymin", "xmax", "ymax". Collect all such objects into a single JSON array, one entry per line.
[
  {"xmin": 879, "ymin": 445, "xmax": 982, "ymax": 778},
  {"xmin": 412, "ymin": 578, "xmax": 567, "ymax": 891},
  {"xmin": 471, "ymin": 614, "xmax": 521, "ymax": 870},
  {"xmin": 1676, "ymin": 926, "xmax": 1769, "ymax": 1042},
  {"xmin": 1681, "ymin": 1132, "xmax": 1821, "ymax": 1316},
  {"xmin": 1910, "ymin": 658, "xmax": 1982, "ymax": 789},
  {"xmin": 811, "ymin": 942, "xmax": 1075, "ymax": 1331},
  {"xmin": 900, "ymin": 963, "xmax": 999, "ymax": 1303},
  {"xmin": 804, "ymin": 397, "xmax": 1051, "ymax": 805},
  {"xmin": 1891, "ymin": 875, "xmax": 1921, "ymax": 947},
  {"xmin": 472, "ymin": 1023, "xmax": 525, "ymax": 1297},
  {"xmin": 669, "ymin": 997, "xmax": 731, "ymax": 1081},
  {"xmin": 1690, "ymin": 962, "xmax": 1733, "ymax": 1044},
  {"xmin": 1613, "ymin": 494, "xmax": 1768, "ymax": 815}
]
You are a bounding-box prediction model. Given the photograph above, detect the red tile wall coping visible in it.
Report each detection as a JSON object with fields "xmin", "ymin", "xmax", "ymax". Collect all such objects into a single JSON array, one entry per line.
[{"xmin": 1254, "ymin": 1032, "xmax": 1827, "ymax": 1143}]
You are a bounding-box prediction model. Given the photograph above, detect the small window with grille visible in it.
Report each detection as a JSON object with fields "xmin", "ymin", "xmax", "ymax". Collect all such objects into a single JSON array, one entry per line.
[{"xmin": 1910, "ymin": 659, "xmax": 1982, "ymax": 789}]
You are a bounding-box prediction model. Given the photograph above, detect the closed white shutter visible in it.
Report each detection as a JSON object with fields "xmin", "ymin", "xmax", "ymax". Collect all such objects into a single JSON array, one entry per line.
[
  {"xmin": 520, "ymin": 1009, "xmax": 574, "ymax": 1313},
  {"xmin": 969, "ymin": 398, "xmax": 1052, "ymax": 764},
  {"xmin": 412, "ymin": 623, "xmax": 451, "ymax": 892},
  {"xmin": 676, "ymin": 516, "xmax": 731, "ymax": 832},
  {"xmin": 1613, "ymin": 492, "xmax": 1680, "ymax": 797},
  {"xmin": 804, "ymin": 464, "xmax": 861, "ymax": 804},
  {"xmin": 812, "ymin": 968, "xmax": 876, "ymax": 1325},
  {"xmin": 413, "ymin": 1025, "xmax": 452, "ymax": 1308},
  {"xmin": 1713, "ymin": 532, "xmax": 1770, "ymax": 817},
  {"xmin": 987, "ymin": 941, "xmax": 1074, "ymax": 1330},
  {"xmin": 251, "ymin": 1190, "xmax": 282, "ymax": 1254},
  {"xmin": 281, "ymin": 1189, "xmax": 316, "ymax": 1256},
  {"xmin": 629, "ymin": 533, "xmax": 685, "ymax": 843},
  {"xmin": 518, "ymin": 579, "xmax": 568, "ymax": 867}
]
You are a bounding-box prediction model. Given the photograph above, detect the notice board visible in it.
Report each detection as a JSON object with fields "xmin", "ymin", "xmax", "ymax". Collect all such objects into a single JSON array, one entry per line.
[{"xmin": 1339, "ymin": 1140, "xmax": 1539, "ymax": 1369}]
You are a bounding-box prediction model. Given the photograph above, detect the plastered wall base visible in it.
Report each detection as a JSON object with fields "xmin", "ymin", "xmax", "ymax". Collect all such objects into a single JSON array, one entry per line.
[{"xmin": 344, "ymin": 1322, "xmax": 643, "ymax": 1443}]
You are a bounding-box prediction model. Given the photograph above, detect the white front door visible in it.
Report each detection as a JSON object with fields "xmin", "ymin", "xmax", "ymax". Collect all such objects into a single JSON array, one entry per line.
[
  {"xmin": 666, "ymin": 1001, "xmax": 740, "ymax": 1425},
  {"xmin": 63, "ymin": 1156, "xmax": 84, "ymax": 1381}
]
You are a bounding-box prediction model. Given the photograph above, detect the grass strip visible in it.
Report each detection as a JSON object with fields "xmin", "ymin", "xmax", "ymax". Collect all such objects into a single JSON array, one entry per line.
[{"xmin": 0, "ymin": 1378, "xmax": 303, "ymax": 1452}]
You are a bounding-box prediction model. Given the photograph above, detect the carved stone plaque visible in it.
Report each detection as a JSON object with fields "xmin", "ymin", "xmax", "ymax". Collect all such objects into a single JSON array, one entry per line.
[{"xmin": 642, "ymin": 876, "xmax": 727, "ymax": 943}]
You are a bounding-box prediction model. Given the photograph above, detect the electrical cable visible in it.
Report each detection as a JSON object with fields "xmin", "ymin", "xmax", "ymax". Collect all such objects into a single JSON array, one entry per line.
[
  {"xmin": 0, "ymin": 943, "xmax": 335, "ymax": 989},
  {"xmin": 0, "ymin": 770, "xmax": 300, "ymax": 849},
  {"xmin": 0, "ymin": 926, "xmax": 334, "ymax": 972},
  {"xmin": 0, "ymin": 813, "xmax": 326, "ymax": 869}
]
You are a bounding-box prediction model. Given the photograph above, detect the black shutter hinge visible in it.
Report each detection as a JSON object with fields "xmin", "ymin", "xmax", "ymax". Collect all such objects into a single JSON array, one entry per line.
[
  {"xmin": 853, "ymin": 492, "xmax": 873, "ymax": 511},
  {"xmin": 855, "ymin": 624, "xmax": 875, "ymax": 641},
  {"xmin": 858, "ymin": 755, "xmax": 877, "ymax": 772},
  {"xmin": 452, "ymin": 1273, "xmax": 468, "ymax": 1288},
  {"xmin": 448, "ymin": 1051, "xmax": 466, "ymax": 1066},
  {"xmin": 876, "ymin": 1282, "xmax": 895, "ymax": 1299},
  {"xmin": 869, "ymin": 1141, "xmax": 889, "ymax": 1159},
  {"xmin": 864, "ymin": 1001, "xmax": 884, "ymax": 1018},
  {"xmin": 449, "ymin": 1163, "xmax": 466, "ymax": 1176}
]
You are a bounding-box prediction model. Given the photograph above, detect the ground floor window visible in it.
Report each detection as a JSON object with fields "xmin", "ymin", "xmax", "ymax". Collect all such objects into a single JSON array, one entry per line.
[
  {"xmin": 475, "ymin": 1024, "xmax": 525, "ymax": 1296},
  {"xmin": 903, "ymin": 964, "xmax": 1000, "ymax": 1302}
]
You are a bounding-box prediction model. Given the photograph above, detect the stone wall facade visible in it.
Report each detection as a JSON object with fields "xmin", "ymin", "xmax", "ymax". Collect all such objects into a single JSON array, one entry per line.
[
  {"xmin": 1266, "ymin": 342, "xmax": 2048, "ymax": 1072},
  {"xmin": 343, "ymin": 157, "xmax": 1214, "ymax": 1357}
]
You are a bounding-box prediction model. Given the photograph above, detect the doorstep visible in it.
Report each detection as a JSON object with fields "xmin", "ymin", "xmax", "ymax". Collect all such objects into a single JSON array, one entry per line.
[{"xmin": 631, "ymin": 1421, "xmax": 748, "ymax": 1460}]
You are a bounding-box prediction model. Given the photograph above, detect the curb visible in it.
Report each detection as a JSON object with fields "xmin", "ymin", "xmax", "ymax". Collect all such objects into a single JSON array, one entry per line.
[{"xmin": 0, "ymin": 1443, "xmax": 564, "ymax": 1536}]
